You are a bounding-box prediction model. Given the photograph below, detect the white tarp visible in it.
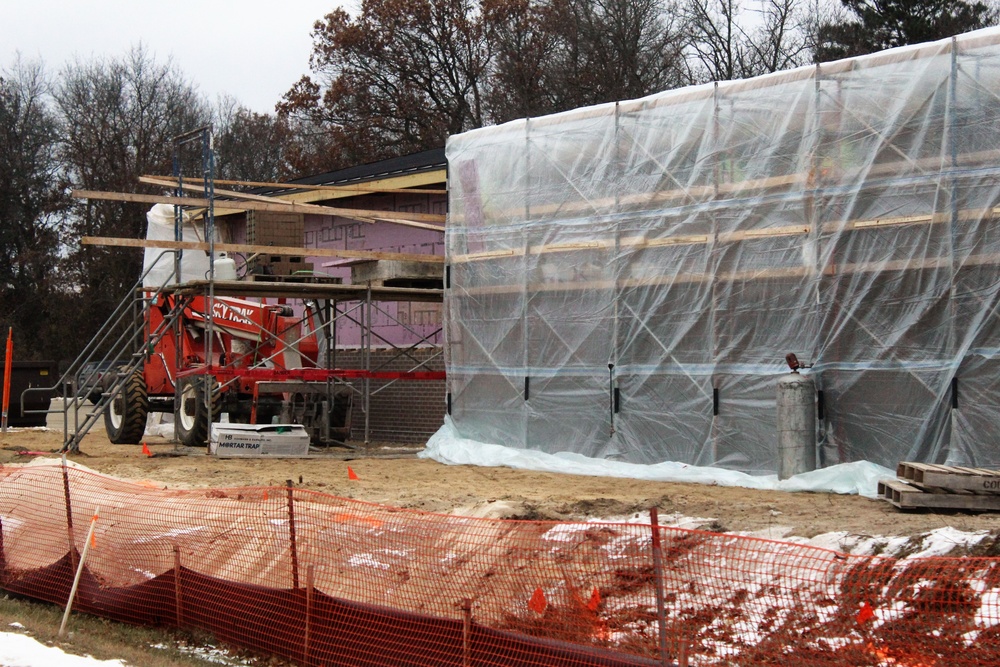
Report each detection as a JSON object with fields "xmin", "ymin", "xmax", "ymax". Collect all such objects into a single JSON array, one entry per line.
[
  {"xmin": 421, "ymin": 417, "xmax": 893, "ymax": 497},
  {"xmin": 444, "ymin": 28, "xmax": 1000, "ymax": 474},
  {"xmin": 142, "ymin": 203, "xmax": 221, "ymax": 288}
]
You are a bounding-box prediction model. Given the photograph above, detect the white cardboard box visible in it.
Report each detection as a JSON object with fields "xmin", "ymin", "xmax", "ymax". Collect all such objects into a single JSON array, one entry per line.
[{"xmin": 210, "ymin": 424, "xmax": 311, "ymax": 458}]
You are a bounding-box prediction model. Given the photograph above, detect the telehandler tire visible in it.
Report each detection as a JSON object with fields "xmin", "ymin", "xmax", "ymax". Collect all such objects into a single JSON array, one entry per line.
[
  {"xmin": 104, "ymin": 370, "xmax": 149, "ymax": 444},
  {"xmin": 176, "ymin": 376, "xmax": 220, "ymax": 447}
]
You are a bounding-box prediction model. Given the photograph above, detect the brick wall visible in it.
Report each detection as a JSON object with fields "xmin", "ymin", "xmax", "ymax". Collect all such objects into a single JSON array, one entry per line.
[{"xmin": 333, "ymin": 348, "xmax": 445, "ymax": 444}]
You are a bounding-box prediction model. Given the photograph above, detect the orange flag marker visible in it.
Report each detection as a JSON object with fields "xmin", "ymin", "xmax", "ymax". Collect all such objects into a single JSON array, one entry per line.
[
  {"xmin": 528, "ymin": 587, "xmax": 547, "ymax": 614},
  {"xmin": 2, "ymin": 327, "xmax": 12, "ymax": 433},
  {"xmin": 142, "ymin": 442, "xmax": 152, "ymax": 457},
  {"xmin": 348, "ymin": 466, "xmax": 359, "ymax": 481},
  {"xmin": 587, "ymin": 586, "xmax": 601, "ymax": 612},
  {"xmin": 856, "ymin": 601, "xmax": 876, "ymax": 624}
]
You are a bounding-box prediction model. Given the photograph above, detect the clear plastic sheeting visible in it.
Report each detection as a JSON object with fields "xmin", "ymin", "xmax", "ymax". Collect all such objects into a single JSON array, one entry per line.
[{"xmin": 445, "ymin": 29, "xmax": 1000, "ymax": 474}]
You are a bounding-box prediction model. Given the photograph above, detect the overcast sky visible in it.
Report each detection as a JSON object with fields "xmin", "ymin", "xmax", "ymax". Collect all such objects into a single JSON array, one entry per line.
[{"xmin": 1, "ymin": 0, "xmax": 342, "ymax": 113}]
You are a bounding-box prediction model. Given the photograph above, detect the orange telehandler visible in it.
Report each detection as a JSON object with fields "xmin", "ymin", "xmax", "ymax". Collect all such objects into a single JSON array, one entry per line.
[{"xmin": 104, "ymin": 292, "xmax": 353, "ymax": 447}]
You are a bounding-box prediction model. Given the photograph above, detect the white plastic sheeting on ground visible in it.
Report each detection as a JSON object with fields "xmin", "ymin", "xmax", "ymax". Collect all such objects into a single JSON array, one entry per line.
[
  {"xmin": 445, "ymin": 28, "xmax": 1000, "ymax": 474},
  {"xmin": 421, "ymin": 417, "xmax": 892, "ymax": 498}
]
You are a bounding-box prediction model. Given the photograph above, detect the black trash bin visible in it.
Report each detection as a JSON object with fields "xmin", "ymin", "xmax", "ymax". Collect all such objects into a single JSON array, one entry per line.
[{"xmin": 0, "ymin": 361, "xmax": 56, "ymax": 427}]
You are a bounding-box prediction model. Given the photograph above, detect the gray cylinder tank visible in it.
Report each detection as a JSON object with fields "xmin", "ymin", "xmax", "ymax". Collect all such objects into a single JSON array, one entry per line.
[{"xmin": 776, "ymin": 371, "xmax": 816, "ymax": 480}]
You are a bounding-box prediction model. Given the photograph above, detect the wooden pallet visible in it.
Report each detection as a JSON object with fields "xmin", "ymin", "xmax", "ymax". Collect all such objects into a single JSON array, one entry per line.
[
  {"xmin": 896, "ymin": 461, "xmax": 1000, "ymax": 494},
  {"xmin": 879, "ymin": 461, "xmax": 1000, "ymax": 511}
]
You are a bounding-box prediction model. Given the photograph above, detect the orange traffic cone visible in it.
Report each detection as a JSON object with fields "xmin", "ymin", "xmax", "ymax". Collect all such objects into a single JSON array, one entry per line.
[
  {"xmin": 142, "ymin": 442, "xmax": 152, "ymax": 457},
  {"xmin": 348, "ymin": 466, "xmax": 359, "ymax": 481}
]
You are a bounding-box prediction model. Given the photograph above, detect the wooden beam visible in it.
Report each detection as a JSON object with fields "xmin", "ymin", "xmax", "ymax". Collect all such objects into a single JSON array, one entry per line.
[
  {"xmin": 136, "ymin": 179, "xmax": 368, "ymax": 217},
  {"xmin": 144, "ymin": 174, "xmax": 447, "ymax": 195},
  {"xmin": 139, "ymin": 177, "xmax": 443, "ymax": 232},
  {"xmin": 72, "ymin": 189, "xmax": 447, "ymax": 224},
  {"xmin": 81, "ymin": 236, "xmax": 445, "ymax": 264},
  {"xmin": 263, "ymin": 170, "xmax": 447, "ymax": 205}
]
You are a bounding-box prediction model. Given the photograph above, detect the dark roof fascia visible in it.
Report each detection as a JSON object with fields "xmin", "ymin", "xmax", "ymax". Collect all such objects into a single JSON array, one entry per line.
[
  {"xmin": 248, "ymin": 148, "xmax": 447, "ymax": 198},
  {"xmin": 293, "ymin": 147, "xmax": 446, "ymax": 187}
]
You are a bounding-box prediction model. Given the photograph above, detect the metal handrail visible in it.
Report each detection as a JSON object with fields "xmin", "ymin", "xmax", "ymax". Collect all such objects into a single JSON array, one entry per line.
[{"xmin": 20, "ymin": 251, "xmax": 184, "ymax": 451}]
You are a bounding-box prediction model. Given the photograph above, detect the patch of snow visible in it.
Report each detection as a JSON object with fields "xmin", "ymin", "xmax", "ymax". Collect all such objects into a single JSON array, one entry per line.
[
  {"xmin": 151, "ymin": 641, "xmax": 249, "ymax": 665},
  {"xmin": 976, "ymin": 589, "xmax": 1000, "ymax": 628},
  {"xmin": 133, "ymin": 525, "xmax": 206, "ymax": 544},
  {"xmin": 348, "ymin": 553, "xmax": 390, "ymax": 570},
  {"xmin": 0, "ymin": 631, "xmax": 126, "ymax": 666},
  {"xmin": 904, "ymin": 526, "xmax": 989, "ymax": 559}
]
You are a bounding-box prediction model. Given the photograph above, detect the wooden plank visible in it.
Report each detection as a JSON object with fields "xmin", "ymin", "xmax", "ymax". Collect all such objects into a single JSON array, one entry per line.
[
  {"xmin": 163, "ymin": 280, "xmax": 443, "ymax": 303},
  {"xmin": 879, "ymin": 478, "xmax": 1000, "ymax": 510},
  {"xmin": 256, "ymin": 170, "xmax": 447, "ymax": 206},
  {"xmin": 139, "ymin": 177, "xmax": 444, "ymax": 232},
  {"xmin": 144, "ymin": 174, "xmax": 447, "ymax": 195},
  {"xmin": 80, "ymin": 236, "xmax": 445, "ymax": 264},
  {"xmin": 72, "ymin": 189, "xmax": 447, "ymax": 224}
]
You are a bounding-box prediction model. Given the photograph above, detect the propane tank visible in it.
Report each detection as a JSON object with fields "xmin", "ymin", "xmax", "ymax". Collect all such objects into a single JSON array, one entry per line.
[
  {"xmin": 214, "ymin": 253, "xmax": 237, "ymax": 281},
  {"xmin": 776, "ymin": 366, "xmax": 816, "ymax": 480}
]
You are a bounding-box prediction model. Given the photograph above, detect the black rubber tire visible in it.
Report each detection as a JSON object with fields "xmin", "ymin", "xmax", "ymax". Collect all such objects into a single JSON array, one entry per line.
[
  {"xmin": 175, "ymin": 376, "xmax": 220, "ymax": 447},
  {"xmin": 104, "ymin": 370, "xmax": 149, "ymax": 444}
]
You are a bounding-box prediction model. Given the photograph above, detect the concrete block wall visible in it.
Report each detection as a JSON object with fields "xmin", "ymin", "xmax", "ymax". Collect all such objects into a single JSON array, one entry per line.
[
  {"xmin": 333, "ymin": 348, "xmax": 445, "ymax": 444},
  {"xmin": 247, "ymin": 211, "xmax": 314, "ymax": 276}
]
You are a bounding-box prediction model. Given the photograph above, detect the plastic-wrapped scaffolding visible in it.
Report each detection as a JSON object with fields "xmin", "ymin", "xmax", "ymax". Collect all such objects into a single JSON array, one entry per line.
[{"xmin": 445, "ymin": 28, "xmax": 1000, "ymax": 474}]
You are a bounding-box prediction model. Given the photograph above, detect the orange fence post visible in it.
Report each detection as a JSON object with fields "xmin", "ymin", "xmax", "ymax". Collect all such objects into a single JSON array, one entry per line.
[
  {"xmin": 304, "ymin": 564, "xmax": 314, "ymax": 667},
  {"xmin": 649, "ymin": 507, "xmax": 669, "ymax": 667},
  {"xmin": 2, "ymin": 327, "xmax": 12, "ymax": 433},
  {"xmin": 286, "ymin": 480, "xmax": 299, "ymax": 589}
]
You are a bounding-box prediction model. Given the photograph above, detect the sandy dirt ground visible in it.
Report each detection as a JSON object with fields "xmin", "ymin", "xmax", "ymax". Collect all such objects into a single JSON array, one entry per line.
[{"xmin": 0, "ymin": 406, "xmax": 997, "ymax": 544}]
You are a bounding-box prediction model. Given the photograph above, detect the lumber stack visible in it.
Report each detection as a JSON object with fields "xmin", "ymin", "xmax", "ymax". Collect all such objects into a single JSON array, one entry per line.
[{"xmin": 878, "ymin": 462, "xmax": 1000, "ymax": 511}]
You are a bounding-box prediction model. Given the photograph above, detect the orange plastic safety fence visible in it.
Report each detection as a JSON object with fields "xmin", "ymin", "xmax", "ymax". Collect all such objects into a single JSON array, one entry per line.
[{"xmin": 0, "ymin": 463, "xmax": 997, "ymax": 666}]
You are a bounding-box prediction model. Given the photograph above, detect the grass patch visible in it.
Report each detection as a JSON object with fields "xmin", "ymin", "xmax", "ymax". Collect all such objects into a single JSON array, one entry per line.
[{"xmin": 0, "ymin": 592, "xmax": 271, "ymax": 666}]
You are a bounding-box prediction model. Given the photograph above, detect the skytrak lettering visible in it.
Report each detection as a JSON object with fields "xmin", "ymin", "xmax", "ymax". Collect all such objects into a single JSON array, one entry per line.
[{"xmin": 212, "ymin": 302, "xmax": 256, "ymax": 326}]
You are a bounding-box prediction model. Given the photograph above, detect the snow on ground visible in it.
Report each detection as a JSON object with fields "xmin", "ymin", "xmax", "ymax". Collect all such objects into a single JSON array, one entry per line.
[
  {"xmin": 0, "ymin": 630, "xmax": 126, "ymax": 667},
  {"xmin": 422, "ymin": 417, "xmax": 893, "ymax": 498},
  {"xmin": 0, "ymin": 624, "xmax": 252, "ymax": 667}
]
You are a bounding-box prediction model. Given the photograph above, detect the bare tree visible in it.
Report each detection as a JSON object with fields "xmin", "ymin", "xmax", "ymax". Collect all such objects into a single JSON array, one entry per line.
[
  {"xmin": 279, "ymin": 0, "xmax": 493, "ymax": 171},
  {"xmin": 547, "ymin": 0, "xmax": 691, "ymax": 108},
  {"xmin": 0, "ymin": 57, "xmax": 66, "ymax": 359},
  {"xmin": 484, "ymin": 0, "xmax": 561, "ymax": 121},
  {"xmin": 685, "ymin": 0, "xmax": 812, "ymax": 81},
  {"xmin": 214, "ymin": 96, "xmax": 293, "ymax": 182},
  {"xmin": 54, "ymin": 45, "xmax": 209, "ymax": 352}
]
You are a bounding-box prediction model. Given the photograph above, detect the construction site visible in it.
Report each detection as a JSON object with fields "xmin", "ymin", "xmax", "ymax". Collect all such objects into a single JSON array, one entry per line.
[{"xmin": 3, "ymin": 27, "xmax": 1000, "ymax": 667}]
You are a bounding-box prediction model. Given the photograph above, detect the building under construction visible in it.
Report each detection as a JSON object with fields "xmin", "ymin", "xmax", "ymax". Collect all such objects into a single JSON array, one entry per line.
[{"xmin": 445, "ymin": 28, "xmax": 1000, "ymax": 474}]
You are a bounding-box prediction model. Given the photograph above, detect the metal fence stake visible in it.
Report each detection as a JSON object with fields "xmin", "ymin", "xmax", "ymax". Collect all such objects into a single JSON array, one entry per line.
[
  {"xmin": 650, "ymin": 507, "xmax": 669, "ymax": 667},
  {"xmin": 462, "ymin": 598, "xmax": 473, "ymax": 667},
  {"xmin": 174, "ymin": 545, "xmax": 183, "ymax": 627},
  {"xmin": 62, "ymin": 454, "xmax": 76, "ymax": 572}
]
